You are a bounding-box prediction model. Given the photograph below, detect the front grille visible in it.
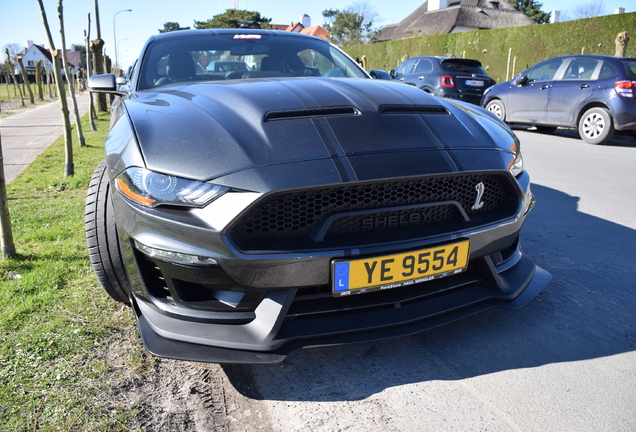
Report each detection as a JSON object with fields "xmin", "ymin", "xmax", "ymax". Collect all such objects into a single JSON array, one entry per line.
[{"xmin": 227, "ymin": 173, "xmax": 519, "ymax": 252}]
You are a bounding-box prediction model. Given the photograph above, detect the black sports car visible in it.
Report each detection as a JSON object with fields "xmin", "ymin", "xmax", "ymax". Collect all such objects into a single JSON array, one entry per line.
[{"xmin": 86, "ymin": 29, "xmax": 550, "ymax": 364}]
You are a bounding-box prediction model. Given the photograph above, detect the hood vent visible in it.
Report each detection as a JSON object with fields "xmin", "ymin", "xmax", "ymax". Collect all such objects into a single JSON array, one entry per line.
[
  {"xmin": 266, "ymin": 107, "xmax": 359, "ymax": 121},
  {"xmin": 380, "ymin": 105, "xmax": 450, "ymax": 115}
]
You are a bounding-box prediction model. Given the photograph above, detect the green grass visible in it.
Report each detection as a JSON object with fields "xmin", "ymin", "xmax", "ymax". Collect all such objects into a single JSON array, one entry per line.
[{"xmin": 0, "ymin": 114, "xmax": 153, "ymax": 430}]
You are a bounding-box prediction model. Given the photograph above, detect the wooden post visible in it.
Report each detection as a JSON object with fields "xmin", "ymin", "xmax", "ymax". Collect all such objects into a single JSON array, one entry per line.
[
  {"xmin": 506, "ymin": 48, "xmax": 512, "ymax": 82},
  {"xmin": 35, "ymin": 60, "xmax": 44, "ymax": 100},
  {"xmin": 5, "ymin": 54, "xmax": 24, "ymax": 107},
  {"xmin": 17, "ymin": 57, "xmax": 35, "ymax": 104},
  {"xmin": 0, "ymin": 105, "xmax": 16, "ymax": 258}
]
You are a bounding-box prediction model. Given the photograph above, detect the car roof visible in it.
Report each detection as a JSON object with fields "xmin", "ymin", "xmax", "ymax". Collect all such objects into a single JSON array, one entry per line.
[
  {"xmin": 408, "ymin": 56, "xmax": 482, "ymax": 63},
  {"xmin": 540, "ymin": 54, "xmax": 636, "ymax": 62}
]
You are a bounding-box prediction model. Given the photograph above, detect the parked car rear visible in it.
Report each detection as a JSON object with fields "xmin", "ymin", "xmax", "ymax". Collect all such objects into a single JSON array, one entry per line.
[
  {"xmin": 391, "ymin": 56, "xmax": 496, "ymax": 105},
  {"xmin": 481, "ymin": 54, "xmax": 636, "ymax": 144}
]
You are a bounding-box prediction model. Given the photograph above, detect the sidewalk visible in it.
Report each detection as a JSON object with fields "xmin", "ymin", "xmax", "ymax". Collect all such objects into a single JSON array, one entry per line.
[{"xmin": 0, "ymin": 93, "xmax": 91, "ymax": 183}]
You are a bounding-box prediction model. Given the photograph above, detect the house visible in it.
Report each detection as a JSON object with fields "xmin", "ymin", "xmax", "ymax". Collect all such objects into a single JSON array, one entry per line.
[
  {"xmin": 278, "ymin": 14, "xmax": 330, "ymax": 41},
  {"xmin": 16, "ymin": 40, "xmax": 79, "ymax": 81},
  {"xmin": 377, "ymin": 0, "xmax": 535, "ymax": 42}
]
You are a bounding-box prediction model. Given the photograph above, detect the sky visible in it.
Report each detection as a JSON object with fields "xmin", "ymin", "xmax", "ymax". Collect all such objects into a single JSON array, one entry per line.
[{"xmin": 1, "ymin": 0, "xmax": 634, "ymax": 70}]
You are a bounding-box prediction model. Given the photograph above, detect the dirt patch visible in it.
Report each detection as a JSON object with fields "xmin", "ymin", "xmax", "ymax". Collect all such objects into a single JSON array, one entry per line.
[{"xmin": 100, "ymin": 330, "xmax": 275, "ymax": 431}]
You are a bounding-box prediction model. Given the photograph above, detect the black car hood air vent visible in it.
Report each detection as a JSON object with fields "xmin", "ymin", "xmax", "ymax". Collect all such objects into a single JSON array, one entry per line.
[
  {"xmin": 380, "ymin": 105, "xmax": 450, "ymax": 115},
  {"xmin": 266, "ymin": 107, "xmax": 359, "ymax": 121}
]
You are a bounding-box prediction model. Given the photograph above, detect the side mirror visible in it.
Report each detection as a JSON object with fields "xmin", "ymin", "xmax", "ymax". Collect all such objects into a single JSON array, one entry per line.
[
  {"xmin": 369, "ymin": 69, "xmax": 392, "ymax": 80},
  {"xmin": 116, "ymin": 76, "xmax": 128, "ymax": 86},
  {"xmin": 87, "ymin": 73, "xmax": 126, "ymax": 96},
  {"xmin": 389, "ymin": 69, "xmax": 396, "ymax": 79},
  {"xmin": 511, "ymin": 75, "xmax": 528, "ymax": 86}
]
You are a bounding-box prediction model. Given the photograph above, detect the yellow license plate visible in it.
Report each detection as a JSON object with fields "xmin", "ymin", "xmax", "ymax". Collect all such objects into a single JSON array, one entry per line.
[{"xmin": 332, "ymin": 240, "xmax": 470, "ymax": 297}]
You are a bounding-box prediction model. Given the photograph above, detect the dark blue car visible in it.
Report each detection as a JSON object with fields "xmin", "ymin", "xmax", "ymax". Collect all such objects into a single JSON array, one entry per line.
[{"xmin": 481, "ymin": 54, "xmax": 636, "ymax": 144}]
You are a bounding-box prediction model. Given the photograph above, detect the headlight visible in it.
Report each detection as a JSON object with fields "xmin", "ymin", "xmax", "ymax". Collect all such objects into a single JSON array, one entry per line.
[
  {"xmin": 115, "ymin": 167, "xmax": 228, "ymax": 208},
  {"xmin": 508, "ymin": 151, "xmax": 524, "ymax": 177}
]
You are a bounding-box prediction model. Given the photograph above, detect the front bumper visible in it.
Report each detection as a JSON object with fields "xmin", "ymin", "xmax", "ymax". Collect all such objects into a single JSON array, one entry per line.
[
  {"xmin": 131, "ymin": 255, "xmax": 550, "ymax": 364},
  {"xmin": 113, "ymin": 168, "xmax": 548, "ymax": 363}
]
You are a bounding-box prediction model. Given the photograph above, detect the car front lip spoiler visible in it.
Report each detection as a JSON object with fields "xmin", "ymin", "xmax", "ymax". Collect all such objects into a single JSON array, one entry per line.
[{"xmin": 130, "ymin": 261, "xmax": 551, "ymax": 365}]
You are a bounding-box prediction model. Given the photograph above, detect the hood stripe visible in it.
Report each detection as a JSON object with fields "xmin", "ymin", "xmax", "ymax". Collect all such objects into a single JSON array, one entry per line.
[{"xmin": 312, "ymin": 118, "xmax": 358, "ymax": 182}]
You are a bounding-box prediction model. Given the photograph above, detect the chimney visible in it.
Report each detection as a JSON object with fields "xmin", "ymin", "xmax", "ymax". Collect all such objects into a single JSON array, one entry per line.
[
  {"xmin": 615, "ymin": 7, "xmax": 625, "ymax": 14},
  {"xmin": 551, "ymin": 11, "xmax": 560, "ymax": 23},
  {"xmin": 27, "ymin": 40, "xmax": 34, "ymax": 49},
  {"xmin": 301, "ymin": 14, "xmax": 311, "ymax": 28},
  {"xmin": 428, "ymin": 0, "xmax": 448, "ymax": 12}
]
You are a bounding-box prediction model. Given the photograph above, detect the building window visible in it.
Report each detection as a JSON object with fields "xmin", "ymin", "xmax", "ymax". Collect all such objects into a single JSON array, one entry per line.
[{"xmin": 28, "ymin": 61, "xmax": 34, "ymax": 67}]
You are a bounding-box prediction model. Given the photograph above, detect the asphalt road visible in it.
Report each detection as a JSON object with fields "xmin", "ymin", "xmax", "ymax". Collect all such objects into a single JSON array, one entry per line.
[{"xmin": 222, "ymin": 128, "xmax": 636, "ymax": 432}]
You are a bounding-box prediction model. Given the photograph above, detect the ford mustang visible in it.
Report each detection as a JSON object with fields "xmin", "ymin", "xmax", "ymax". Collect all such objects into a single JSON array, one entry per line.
[{"xmin": 86, "ymin": 29, "xmax": 550, "ymax": 364}]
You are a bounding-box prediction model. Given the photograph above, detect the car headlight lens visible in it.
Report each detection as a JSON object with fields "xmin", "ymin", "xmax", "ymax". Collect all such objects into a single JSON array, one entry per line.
[
  {"xmin": 115, "ymin": 167, "xmax": 228, "ymax": 208},
  {"xmin": 508, "ymin": 151, "xmax": 524, "ymax": 177}
]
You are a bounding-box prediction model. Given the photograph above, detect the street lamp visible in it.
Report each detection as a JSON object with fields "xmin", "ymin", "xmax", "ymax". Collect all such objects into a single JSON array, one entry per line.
[
  {"xmin": 117, "ymin": 38, "xmax": 128, "ymax": 62},
  {"xmin": 113, "ymin": 9, "xmax": 132, "ymax": 75}
]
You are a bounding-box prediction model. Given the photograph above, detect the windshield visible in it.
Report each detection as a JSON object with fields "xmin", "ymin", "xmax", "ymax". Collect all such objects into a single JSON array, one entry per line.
[{"xmin": 138, "ymin": 33, "xmax": 367, "ymax": 90}]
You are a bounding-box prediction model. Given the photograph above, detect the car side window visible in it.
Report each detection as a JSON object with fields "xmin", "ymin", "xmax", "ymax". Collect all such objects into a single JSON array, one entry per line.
[
  {"xmin": 394, "ymin": 59, "xmax": 417, "ymax": 77},
  {"xmin": 527, "ymin": 59, "xmax": 564, "ymax": 83},
  {"xmin": 414, "ymin": 59, "xmax": 434, "ymax": 74},
  {"xmin": 563, "ymin": 59, "xmax": 599, "ymax": 80},
  {"xmin": 599, "ymin": 62, "xmax": 617, "ymax": 80}
]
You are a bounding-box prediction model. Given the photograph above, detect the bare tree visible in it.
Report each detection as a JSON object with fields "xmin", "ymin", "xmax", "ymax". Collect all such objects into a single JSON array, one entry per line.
[
  {"xmin": 36, "ymin": 0, "xmax": 74, "ymax": 177},
  {"xmin": 57, "ymin": 0, "xmax": 85, "ymax": 146},
  {"xmin": 91, "ymin": 0, "xmax": 108, "ymax": 112},
  {"xmin": 4, "ymin": 54, "xmax": 24, "ymax": 107},
  {"xmin": 562, "ymin": 0, "xmax": 606, "ymax": 20},
  {"xmin": 0, "ymin": 105, "xmax": 16, "ymax": 258},
  {"xmin": 85, "ymin": 13, "xmax": 97, "ymax": 131}
]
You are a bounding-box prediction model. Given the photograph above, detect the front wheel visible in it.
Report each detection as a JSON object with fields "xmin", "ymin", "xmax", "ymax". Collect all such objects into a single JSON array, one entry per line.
[
  {"xmin": 85, "ymin": 160, "xmax": 131, "ymax": 303},
  {"xmin": 485, "ymin": 100, "xmax": 505, "ymax": 121},
  {"xmin": 578, "ymin": 107, "xmax": 614, "ymax": 144}
]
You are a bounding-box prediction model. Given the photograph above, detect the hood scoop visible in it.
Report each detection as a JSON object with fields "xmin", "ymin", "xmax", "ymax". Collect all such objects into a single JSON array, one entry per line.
[
  {"xmin": 380, "ymin": 105, "xmax": 450, "ymax": 115},
  {"xmin": 266, "ymin": 107, "xmax": 360, "ymax": 121}
]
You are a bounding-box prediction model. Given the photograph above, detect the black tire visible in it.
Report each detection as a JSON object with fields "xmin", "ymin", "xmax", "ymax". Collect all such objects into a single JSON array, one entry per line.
[
  {"xmin": 578, "ymin": 107, "xmax": 614, "ymax": 144},
  {"xmin": 535, "ymin": 126, "xmax": 557, "ymax": 134},
  {"xmin": 485, "ymin": 99, "xmax": 505, "ymax": 121},
  {"xmin": 85, "ymin": 160, "xmax": 131, "ymax": 303}
]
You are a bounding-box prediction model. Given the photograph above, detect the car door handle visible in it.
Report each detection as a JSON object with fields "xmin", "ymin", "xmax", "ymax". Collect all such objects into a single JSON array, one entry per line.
[
  {"xmin": 399, "ymin": 78, "xmax": 405, "ymax": 81},
  {"xmin": 418, "ymin": 76, "xmax": 426, "ymax": 80},
  {"xmin": 540, "ymin": 85, "xmax": 550, "ymax": 90},
  {"xmin": 579, "ymin": 84, "xmax": 590, "ymax": 89}
]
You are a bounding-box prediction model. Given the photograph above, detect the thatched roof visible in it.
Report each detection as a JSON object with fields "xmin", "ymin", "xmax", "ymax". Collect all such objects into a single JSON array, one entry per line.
[{"xmin": 377, "ymin": 0, "xmax": 535, "ymax": 41}]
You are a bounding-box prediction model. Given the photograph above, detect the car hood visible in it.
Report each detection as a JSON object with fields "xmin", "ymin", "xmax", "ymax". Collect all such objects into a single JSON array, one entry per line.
[{"xmin": 125, "ymin": 77, "xmax": 517, "ymax": 182}]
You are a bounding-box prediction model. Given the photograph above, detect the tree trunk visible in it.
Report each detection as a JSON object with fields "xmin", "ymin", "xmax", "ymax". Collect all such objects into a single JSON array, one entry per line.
[
  {"xmin": 615, "ymin": 31, "xmax": 629, "ymax": 57},
  {"xmin": 90, "ymin": 39, "xmax": 107, "ymax": 112},
  {"xmin": 35, "ymin": 60, "xmax": 44, "ymax": 100},
  {"xmin": 5, "ymin": 55, "xmax": 24, "ymax": 107},
  {"xmin": 36, "ymin": 0, "xmax": 74, "ymax": 177},
  {"xmin": 85, "ymin": 17, "xmax": 97, "ymax": 131},
  {"xmin": 17, "ymin": 57, "xmax": 35, "ymax": 104},
  {"xmin": 57, "ymin": 0, "xmax": 85, "ymax": 147},
  {"xmin": 0, "ymin": 105, "xmax": 16, "ymax": 258}
]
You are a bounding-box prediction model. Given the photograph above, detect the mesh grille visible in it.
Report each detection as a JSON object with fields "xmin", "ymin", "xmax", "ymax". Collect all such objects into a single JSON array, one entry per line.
[
  {"xmin": 266, "ymin": 107, "xmax": 358, "ymax": 121},
  {"xmin": 227, "ymin": 173, "xmax": 517, "ymax": 251},
  {"xmin": 380, "ymin": 105, "xmax": 449, "ymax": 114}
]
